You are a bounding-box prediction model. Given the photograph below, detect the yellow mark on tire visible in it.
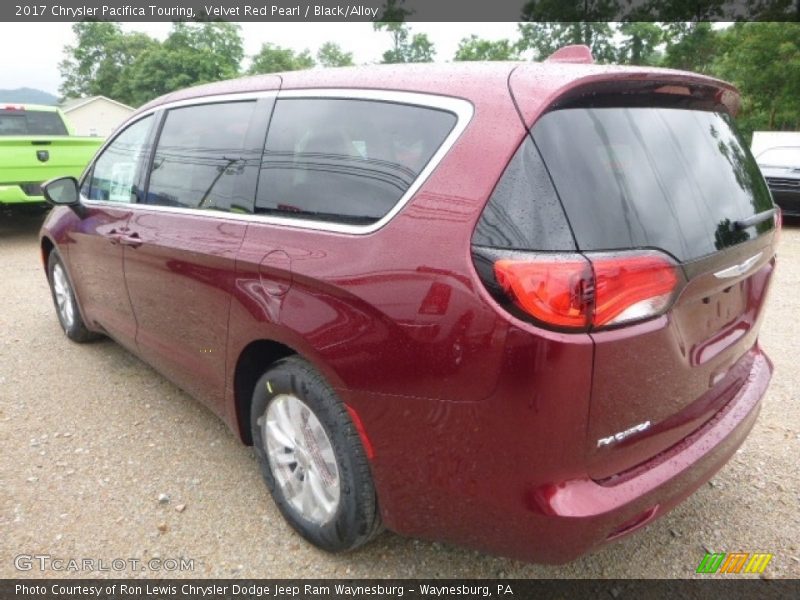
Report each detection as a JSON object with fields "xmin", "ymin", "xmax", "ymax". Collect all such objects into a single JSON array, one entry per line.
[{"xmin": 266, "ymin": 381, "xmax": 273, "ymax": 394}]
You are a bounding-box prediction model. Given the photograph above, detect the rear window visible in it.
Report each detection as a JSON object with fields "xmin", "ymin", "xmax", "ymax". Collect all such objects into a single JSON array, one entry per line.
[
  {"xmin": 255, "ymin": 98, "xmax": 457, "ymax": 225},
  {"xmin": 0, "ymin": 110, "xmax": 68, "ymax": 135},
  {"xmin": 532, "ymin": 106, "xmax": 775, "ymax": 262}
]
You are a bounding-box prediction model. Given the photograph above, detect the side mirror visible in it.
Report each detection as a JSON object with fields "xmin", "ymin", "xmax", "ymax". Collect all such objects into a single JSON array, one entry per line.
[{"xmin": 42, "ymin": 176, "xmax": 80, "ymax": 207}]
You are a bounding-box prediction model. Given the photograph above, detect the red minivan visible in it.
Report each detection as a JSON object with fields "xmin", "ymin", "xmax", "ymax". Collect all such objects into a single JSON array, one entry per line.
[{"xmin": 39, "ymin": 49, "xmax": 778, "ymax": 563}]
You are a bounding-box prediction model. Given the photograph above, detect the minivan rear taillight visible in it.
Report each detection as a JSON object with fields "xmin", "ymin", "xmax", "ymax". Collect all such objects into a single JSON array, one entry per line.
[
  {"xmin": 477, "ymin": 249, "xmax": 681, "ymax": 332},
  {"xmin": 493, "ymin": 255, "xmax": 593, "ymax": 329}
]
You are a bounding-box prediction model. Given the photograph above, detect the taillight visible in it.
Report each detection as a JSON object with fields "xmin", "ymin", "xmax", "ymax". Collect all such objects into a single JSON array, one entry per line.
[
  {"xmin": 775, "ymin": 207, "xmax": 782, "ymax": 245},
  {"xmin": 494, "ymin": 256, "xmax": 592, "ymax": 329},
  {"xmin": 481, "ymin": 250, "xmax": 680, "ymax": 332},
  {"xmin": 3, "ymin": 104, "xmax": 24, "ymax": 111},
  {"xmin": 591, "ymin": 254, "xmax": 678, "ymax": 327}
]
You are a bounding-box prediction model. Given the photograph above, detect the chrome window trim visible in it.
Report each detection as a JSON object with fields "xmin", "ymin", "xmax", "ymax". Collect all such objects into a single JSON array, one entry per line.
[{"xmin": 81, "ymin": 89, "xmax": 474, "ymax": 235}]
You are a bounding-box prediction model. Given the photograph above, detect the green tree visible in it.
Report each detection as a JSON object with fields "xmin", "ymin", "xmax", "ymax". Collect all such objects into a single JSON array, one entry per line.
[
  {"xmin": 124, "ymin": 22, "xmax": 244, "ymax": 106},
  {"xmin": 630, "ymin": 0, "xmax": 732, "ymax": 20},
  {"xmin": 59, "ymin": 22, "xmax": 157, "ymax": 104},
  {"xmin": 375, "ymin": 28, "xmax": 435, "ymax": 63},
  {"xmin": 616, "ymin": 22, "xmax": 663, "ymax": 65},
  {"xmin": 713, "ymin": 22, "xmax": 800, "ymax": 136},
  {"xmin": 517, "ymin": 1, "xmax": 620, "ymax": 62},
  {"xmin": 373, "ymin": 0, "xmax": 412, "ymax": 61},
  {"xmin": 454, "ymin": 35, "xmax": 518, "ymax": 61},
  {"xmin": 248, "ymin": 43, "xmax": 315, "ymax": 74},
  {"xmin": 60, "ymin": 21, "xmax": 243, "ymax": 107},
  {"xmin": 517, "ymin": 22, "xmax": 617, "ymax": 63},
  {"xmin": 662, "ymin": 22, "xmax": 720, "ymax": 73},
  {"xmin": 373, "ymin": 0, "xmax": 435, "ymax": 63},
  {"xmin": 317, "ymin": 42, "xmax": 354, "ymax": 68}
]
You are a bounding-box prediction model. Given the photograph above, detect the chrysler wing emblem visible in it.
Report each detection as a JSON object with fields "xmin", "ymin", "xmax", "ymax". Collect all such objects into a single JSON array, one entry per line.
[{"xmin": 714, "ymin": 252, "xmax": 763, "ymax": 279}]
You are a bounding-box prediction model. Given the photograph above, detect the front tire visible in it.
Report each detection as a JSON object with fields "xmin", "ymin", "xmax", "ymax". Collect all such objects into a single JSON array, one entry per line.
[
  {"xmin": 47, "ymin": 251, "xmax": 97, "ymax": 343},
  {"xmin": 250, "ymin": 356, "xmax": 382, "ymax": 552}
]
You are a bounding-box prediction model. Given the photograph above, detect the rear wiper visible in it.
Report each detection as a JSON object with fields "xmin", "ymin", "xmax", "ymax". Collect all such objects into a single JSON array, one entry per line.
[{"xmin": 732, "ymin": 208, "xmax": 776, "ymax": 231}]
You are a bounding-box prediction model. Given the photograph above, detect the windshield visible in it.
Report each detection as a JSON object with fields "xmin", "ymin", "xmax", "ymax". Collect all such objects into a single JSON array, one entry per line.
[
  {"xmin": 532, "ymin": 106, "xmax": 775, "ymax": 262},
  {"xmin": 0, "ymin": 110, "xmax": 68, "ymax": 136},
  {"xmin": 756, "ymin": 147, "xmax": 800, "ymax": 169}
]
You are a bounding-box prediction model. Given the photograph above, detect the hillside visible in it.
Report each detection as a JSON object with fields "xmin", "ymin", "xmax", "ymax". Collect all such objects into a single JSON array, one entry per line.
[{"xmin": 0, "ymin": 88, "xmax": 58, "ymax": 105}]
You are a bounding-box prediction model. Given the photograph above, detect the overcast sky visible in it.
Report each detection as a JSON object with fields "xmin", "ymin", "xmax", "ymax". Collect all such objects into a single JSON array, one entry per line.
[{"xmin": 0, "ymin": 22, "xmax": 521, "ymax": 95}]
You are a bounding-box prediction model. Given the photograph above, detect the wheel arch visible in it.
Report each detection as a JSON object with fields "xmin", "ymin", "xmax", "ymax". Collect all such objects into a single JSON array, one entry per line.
[
  {"xmin": 40, "ymin": 236, "xmax": 55, "ymax": 273},
  {"xmin": 231, "ymin": 333, "xmax": 356, "ymax": 445}
]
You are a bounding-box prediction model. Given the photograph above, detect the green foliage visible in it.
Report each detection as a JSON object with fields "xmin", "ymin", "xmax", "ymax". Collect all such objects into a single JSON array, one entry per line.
[
  {"xmin": 517, "ymin": 22, "xmax": 617, "ymax": 63},
  {"xmin": 248, "ymin": 43, "xmax": 315, "ymax": 75},
  {"xmin": 518, "ymin": 1, "xmax": 619, "ymax": 62},
  {"xmin": 616, "ymin": 22, "xmax": 663, "ymax": 66},
  {"xmin": 454, "ymin": 35, "xmax": 518, "ymax": 61},
  {"xmin": 317, "ymin": 42, "xmax": 354, "ymax": 68},
  {"xmin": 629, "ymin": 0, "xmax": 733, "ymax": 20},
  {"xmin": 520, "ymin": 0, "xmax": 620, "ymax": 20},
  {"xmin": 712, "ymin": 22, "xmax": 800, "ymax": 137},
  {"xmin": 59, "ymin": 22, "xmax": 158, "ymax": 104},
  {"xmin": 124, "ymin": 23, "xmax": 244, "ymax": 106},
  {"xmin": 374, "ymin": 0, "xmax": 434, "ymax": 63},
  {"xmin": 59, "ymin": 22, "xmax": 243, "ymax": 107},
  {"xmin": 662, "ymin": 22, "xmax": 719, "ymax": 73}
]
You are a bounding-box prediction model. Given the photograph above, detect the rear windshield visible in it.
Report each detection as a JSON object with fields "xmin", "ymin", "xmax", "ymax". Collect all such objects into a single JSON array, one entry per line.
[
  {"xmin": 0, "ymin": 110, "xmax": 68, "ymax": 136},
  {"xmin": 532, "ymin": 106, "xmax": 775, "ymax": 262}
]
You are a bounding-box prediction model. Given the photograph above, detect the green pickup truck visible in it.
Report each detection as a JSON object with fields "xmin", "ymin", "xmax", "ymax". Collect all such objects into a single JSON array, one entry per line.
[{"xmin": 0, "ymin": 104, "xmax": 103, "ymax": 208}]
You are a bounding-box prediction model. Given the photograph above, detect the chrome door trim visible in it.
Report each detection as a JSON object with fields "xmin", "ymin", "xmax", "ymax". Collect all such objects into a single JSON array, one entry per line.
[{"xmin": 81, "ymin": 88, "xmax": 474, "ymax": 236}]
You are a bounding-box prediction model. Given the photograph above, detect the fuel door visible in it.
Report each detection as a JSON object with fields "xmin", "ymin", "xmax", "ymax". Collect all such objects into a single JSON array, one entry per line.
[{"xmin": 259, "ymin": 249, "xmax": 292, "ymax": 297}]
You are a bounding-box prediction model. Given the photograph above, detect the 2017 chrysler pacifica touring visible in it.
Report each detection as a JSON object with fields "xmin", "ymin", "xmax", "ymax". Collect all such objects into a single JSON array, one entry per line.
[{"xmin": 39, "ymin": 47, "xmax": 778, "ymax": 563}]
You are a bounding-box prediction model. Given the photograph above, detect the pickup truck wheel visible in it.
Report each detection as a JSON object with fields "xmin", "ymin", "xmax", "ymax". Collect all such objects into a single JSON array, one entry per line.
[
  {"xmin": 250, "ymin": 357, "xmax": 382, "ymax": 552},
  {"xmin": 47, "ymin": 251, "xmax": 97, "ymax": 343}
]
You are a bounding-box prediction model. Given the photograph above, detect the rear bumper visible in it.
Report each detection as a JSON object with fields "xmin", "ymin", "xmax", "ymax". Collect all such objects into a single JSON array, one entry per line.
[
  {"xmin": 0, "ymin": 184, "xmax": 44, "ymax": 205},
  {"xmin": 524, "ymin": 347, "xmax": 771, "ymax": 563},
  {"xmin": 360, "ymin": 344, "xmax": 771, "ymax": 564}
]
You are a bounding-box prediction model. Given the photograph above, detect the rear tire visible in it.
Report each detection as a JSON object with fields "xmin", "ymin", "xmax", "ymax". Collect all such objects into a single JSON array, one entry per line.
[
  {"xmin": 250, "ymin": 356, "xmax": 382, "ymax": 552},
  {"xmin": 47, "ymin": 251, "xmax": 98, "ymax": 343}
]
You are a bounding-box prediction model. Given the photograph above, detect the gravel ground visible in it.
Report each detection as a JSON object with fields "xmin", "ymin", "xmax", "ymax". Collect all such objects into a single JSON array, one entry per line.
[{"xmin": 1, "ymin": 211, "xmax": 798, "ymax": 579}]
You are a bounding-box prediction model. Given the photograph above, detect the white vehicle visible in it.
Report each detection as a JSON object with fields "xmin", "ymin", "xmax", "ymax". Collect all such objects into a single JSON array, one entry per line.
[{"xmin": 752, "ymin": 131, "xmax": 800, "ymax": 217}]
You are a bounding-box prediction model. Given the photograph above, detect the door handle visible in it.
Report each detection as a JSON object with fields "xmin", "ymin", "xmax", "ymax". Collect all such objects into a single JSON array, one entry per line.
[
  {"xmin": 105, "ymin": 228, "xmax": 125, "ymax": 245},
  {"xmin": 118, "ymin": 231, "xmax": 142, "ymax": 248}
]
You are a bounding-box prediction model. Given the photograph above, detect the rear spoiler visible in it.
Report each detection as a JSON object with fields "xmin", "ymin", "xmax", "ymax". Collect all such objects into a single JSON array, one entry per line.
[
  {"xmin": 509, "ymin": 58, "xmax": 742, "ymax": 127},
  {"xmin": 546, "ymin": 45, "xmax": 594, "ymax": 64}
]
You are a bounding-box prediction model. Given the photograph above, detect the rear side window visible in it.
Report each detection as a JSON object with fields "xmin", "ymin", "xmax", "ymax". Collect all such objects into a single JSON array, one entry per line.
[
  {"xmin": 146, "ymin": 101, "xmax": 257, "ymax": 211},
  {"xmin": 472, "ymin": 136, "xmax": 575, "ymax": 251},
  {"xmin": 255, "ymin": 98, "xmax": 457, "ymax": 225},
  {"xmin": 0, "ymin": 110, "xmax": 68, "ymax": 135},
  {"xmin": 532, "ymin": 107, "xmax": 774, "ymax": 262}
]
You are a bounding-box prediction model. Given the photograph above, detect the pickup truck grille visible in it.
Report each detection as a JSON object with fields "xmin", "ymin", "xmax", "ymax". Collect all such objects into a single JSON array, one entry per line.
[{"xmin": 765, "ymin": 177, "xmax": 800, "ymax": 190}]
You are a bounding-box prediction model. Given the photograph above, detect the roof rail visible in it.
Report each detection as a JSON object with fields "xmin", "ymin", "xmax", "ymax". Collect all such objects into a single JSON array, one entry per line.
[{"xmin": 546, "ymin": 45, "xmax": 594, "ymax": 64}]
